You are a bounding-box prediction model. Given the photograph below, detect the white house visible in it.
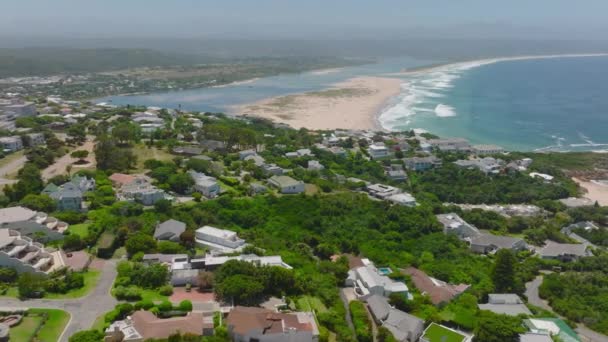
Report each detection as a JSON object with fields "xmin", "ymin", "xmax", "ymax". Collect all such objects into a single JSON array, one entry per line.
[
  {"xmin": 268, "ymin": 175, "xmax": 305, "ymax": 194},
  {"xmin": 368, "ymin": 143, "xmax": 389, "ymax": 159},
  {"xmin": 195, "ymin": 226, "xmax": 246, "ymax": 253},
  {"xmin": 0, "ymin": 228, "xmax": 65, "ymax": 275},
  {"xmin": 188, "ymin": 170, "xmax": 220, "ymax": 198}
]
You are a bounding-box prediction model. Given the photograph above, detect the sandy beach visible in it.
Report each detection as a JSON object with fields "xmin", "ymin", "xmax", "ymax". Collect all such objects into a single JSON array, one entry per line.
[
  {"xmin": 233, "ymin": 76, "xmax": 402, "ymax": 131},
  {"xmin": 573, "ymin": 177, "xmax": 608, "ymax": 206}
]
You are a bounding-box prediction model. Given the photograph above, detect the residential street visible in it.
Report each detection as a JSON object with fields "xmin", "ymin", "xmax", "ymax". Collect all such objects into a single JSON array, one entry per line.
[
  {"xmin": 525, "ymin": 274, "xmax": 608, "ymax": 342},
  {"xmin": 0, "ymin": 259, "xmax": 118, "ymax": 342}
]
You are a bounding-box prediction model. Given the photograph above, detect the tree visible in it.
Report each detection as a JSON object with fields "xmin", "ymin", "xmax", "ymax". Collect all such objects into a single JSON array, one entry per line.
[
  {"xmin": 19, "ymin": 194, "xmax": 56, "ymax": 212},
  {"xmin": 389, "ymin": 293, "xmax": 412, "ymax": 312},
  {"xmin": 125, "ymin": 232, "xmax": 157, "ymax": 255},
  {"xmin": 154, "ymin": 199, "xmax": 173, "ymax": 213},
  {"xmin": 214, "ymin": 274, "xmax": 265, "ymax": 305},
  {"xmin": 67, "ymin": 124, "xmax": 87, "ymax": 145},
  {"xmin": 179, "ymin": 230, "xmax": 195, "ymax": 248},
  {"xmin": 197, "ymin": 271, "xmax": 215, "ymax": 291},
  {"xmin": 69, "ymin": 330, "xmax": 104, "ymax": 342},
  {"xmin": 71, "ymin": 150, "xmax": 89, "ymax": 163},
  {"xmin": 112, "ymin": 122, "xmax": 141, "ymax": 145},
  {"xmin": 492, "ymin": 249, "xmax": 517, "ymax": 293},
  {"xmin": 474, "ymin": 311, "xmax": 525, "ymax": 342},
  {"xmin": 17, "ymin": 272, "xmax": 46, "ymax": 298},
  {"xmin": 168, "ymin": 173, "xmax": 194, "ymax": 194},
  {"xmin": 178, "ymin": 300, "xmax": 193, "ymax": 311},
  {"xmin": 63, "ymin": 234, "xmax": 84, "ymax": 251},
  {"xmin": 5, "ymin": 163, "xmax": 44, "ymax": 202},
  {"xmin": 0, "ymin": 267, "xmax": 17, "ymax": 283}
]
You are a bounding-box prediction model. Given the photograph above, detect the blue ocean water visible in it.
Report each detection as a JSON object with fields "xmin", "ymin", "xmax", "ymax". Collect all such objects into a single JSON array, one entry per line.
[{"xmin": 382, "ymin": 55, "xmax": 608, "ymax": 151}]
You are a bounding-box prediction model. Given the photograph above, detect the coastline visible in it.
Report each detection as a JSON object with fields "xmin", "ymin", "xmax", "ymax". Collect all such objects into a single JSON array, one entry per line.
[
  {"xmin": 573, "ymin": 177, "xmax": 608, "ymax": 206},
  {"xmin": 391, "ymin": 53, "xmax": 608, "ymax": 76},
  {"xmin": 232, "ymin": 76, "xmax": 402, "ymax": 131}
]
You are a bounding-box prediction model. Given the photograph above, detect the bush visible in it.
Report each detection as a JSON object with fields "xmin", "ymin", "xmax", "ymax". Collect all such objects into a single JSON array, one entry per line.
[
  {"xmin": 349, "ymin": 301, "xmax": 372, "ymax": 342},
  {"xmin": 113, "ymin": 286, "xmax": 142, "ymax": 301},
  {"xmin": 157, "ymin": 300, "xmax": 173, "ymax": 312},
  {"xmin": 69, "ymin": 330, "xmax": 104, "ymax": 342},
  {"xmin": 159, "ymin": 284, "xmax": 173, "ymax": 296},
  {"xmin": 0, "ymin": 267, "xmax": 17, "ymax": 283},
  {"xmin": 178, "ymin": 300, "xmax": 193, "ymax": 312},
  {"xmin": 134, "ymin": 299, "xmax": 155, "ymax": 310}
]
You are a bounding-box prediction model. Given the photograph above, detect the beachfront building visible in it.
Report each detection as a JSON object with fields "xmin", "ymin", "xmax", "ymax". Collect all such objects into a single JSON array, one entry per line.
[
  {"xmin": 454, "ymin": 157, "xmax": 504, "ymax": 175},
  {"xmin": 195, "ymin": 226, "xmax": 246, "ymax": 253},
  {"xmin": 472, "ymin": 144, "xmax": 504, "ymax": 155},
  {"xmin": 368, "ymin": 142, "xmax": 389, "ymax": 159},
  {"xmin": 188, "ymin": 170, "xmax": 220, "ymax": 198},
  {"xmin": 0, "ymin": 228, "xmax": 66, "ymax": 275},
  {"xmin": 428, "ymin": 138, "xmax": 471, "ymax": 153},
  {"xmin": 403, "ymin": 156, "xmax": 442, "ymax": 172}
]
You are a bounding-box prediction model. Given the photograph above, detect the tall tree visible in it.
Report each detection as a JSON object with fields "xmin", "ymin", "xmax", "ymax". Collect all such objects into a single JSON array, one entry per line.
[{"xmin": 492, "ymin": 249, "xmax": 517, "ymax": 293}]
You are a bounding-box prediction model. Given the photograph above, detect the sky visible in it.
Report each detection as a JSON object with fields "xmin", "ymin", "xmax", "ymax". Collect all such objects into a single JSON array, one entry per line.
[{"xmin": 2, "ymin": 0, "xmax": 607, "ymax": 40}]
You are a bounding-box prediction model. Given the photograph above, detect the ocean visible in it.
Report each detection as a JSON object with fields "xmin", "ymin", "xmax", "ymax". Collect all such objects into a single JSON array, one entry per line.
[
  {"xmin": 380, "ymin": 55, "xmax": 608, "ymax": 152},
  {"xmin": 100, "ymin": 55, "xmax": 608, "ymax": 152}
]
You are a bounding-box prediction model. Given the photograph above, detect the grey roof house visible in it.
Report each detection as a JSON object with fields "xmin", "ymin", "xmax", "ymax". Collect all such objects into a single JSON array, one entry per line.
[
  {"xmin": 437, "ymin": 213, "xmax": 481, "ymax": 240},
  {"xmin": 154, "ymin": 219, "xmax": 186, "ymax": 242},
  {"xmin": 538, "ymin": 240, "xmax": 590, "ymax": 262},
  {"xmin": 365, "ymin": 295, "xmax": 424, "ymax": 342},
  {"xmin": 268, "ymin": 175, "xmax": 305, "ymax": 194},
  {"xmin": 478, "ymin": 294, "xmax": 532, "ymax": 316},
  {"xmin": 470, "ymin": 233, "xmax": 528, "ymax": 254}
]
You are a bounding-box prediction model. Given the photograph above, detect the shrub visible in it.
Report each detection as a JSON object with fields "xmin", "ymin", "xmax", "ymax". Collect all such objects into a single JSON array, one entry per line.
[
  {"xmin": 113, "ymin": 286, "xmax": 142, "ymax": 301},
  {"xmin": 349, "ymin": 301, "xmax": 372, "ymax": 342},
  {"xmin": 159, "ymin": 285, "xmax": 173, "ymax": 296},
  {"xmin": 157, "ymin": 300, "xmax": 173, "ymax": 312},
  {"xmin": 178, "ymin": 300, "xmax": 193, "ymax": 312}
]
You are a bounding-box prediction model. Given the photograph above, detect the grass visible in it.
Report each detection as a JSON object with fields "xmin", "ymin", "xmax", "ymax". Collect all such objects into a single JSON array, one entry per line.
[
  {"xmin": 139, "ymin": 288, "xmax": 170, "ymax": 302},
  {"xmin": 296, "ymin": 295, "xmax": 328, "ymax": 313},
  {"xmin": 45, "ymin": 270, "xmax": 101, "ymax": 299},
  {"xmin": 131, "ymin": 144, "xmax": 174, "ymax": 172},
  {"xmin": 0, "ymin": 150, "xmax": 26, "ymax": 179},
  {"xmin": 31, "ymin": 308, "xmax": 70, "ymax": 342},
  {"xmin": 112, "ymin": 246, "xmax": 127, "ymax": 259},
  {"xmin": 91, "ymin": 313, "xmax": 106, "ymax": 331},
  {"xmin": 67, "ymin": 223, "xmax": 90, "ymax": 237},
  {"xmin": 9, "ymin": 314, "xmax": 44, "ymax": 341},
  {"xmin": 422, "ymin": 323, "xmax": 466, "ymax": 342}
]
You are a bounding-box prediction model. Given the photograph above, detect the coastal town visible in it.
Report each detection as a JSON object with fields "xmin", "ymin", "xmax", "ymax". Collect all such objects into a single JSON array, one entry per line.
[{"xmin": 0, "ymin": 86, "xmax": 607, "ymax": 342}]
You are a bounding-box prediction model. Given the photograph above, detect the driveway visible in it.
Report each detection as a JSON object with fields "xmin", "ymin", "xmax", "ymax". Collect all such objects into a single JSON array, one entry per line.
[{"xmin": 0, "ymin": 259, "xmax": 118, "ymax": 342}]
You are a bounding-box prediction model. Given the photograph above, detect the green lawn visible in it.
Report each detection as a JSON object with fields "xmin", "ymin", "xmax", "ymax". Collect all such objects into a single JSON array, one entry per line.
[
  {"xmin": 296, "ymin": 295, "xmax": 328, "ymax": 313},
  {"xmin": 45, "ymin": 270, "xmax": 101, "ymax": 299},
  {"xmin": 67, "ymin": 223, "xmax": 91, "ymax": 237},
  {"xmin": 9, "ymin": 314, "xmax": 44, "ymax": 341},
  {"xmin": 422, "ymin": 323, "xmax": 466, "ymax": 342},
  {"xmin": 132, "ymin": 144, "xmax": 174, "ymax": 172},
  {"xmin": 91, "ymin": 313, "xmax": 106, "ymax": 331},
  {"xmin": 139, "ymin": 288, "xmax": 169, "ymax": 302},
  {"xmin": 30, "ymin": 308, "xmax": 70, "ymax": 342}
]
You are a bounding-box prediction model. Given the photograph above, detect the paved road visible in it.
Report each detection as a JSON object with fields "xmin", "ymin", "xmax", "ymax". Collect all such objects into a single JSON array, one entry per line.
[
  {"xmin": 1, "ymin": 259, "xmax": 118, "ymax": 342},
  {"xmin": 525, "ymin": 274, "xmax": 608, "ymax": 342}
]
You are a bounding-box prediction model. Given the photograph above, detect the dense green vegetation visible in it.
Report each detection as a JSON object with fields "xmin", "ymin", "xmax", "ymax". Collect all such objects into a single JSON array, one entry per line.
[
  {"xmin": 540, "ymin": 272, "xmax": 608, "ymax": 334},
  {"xmin": 349, "ymin": 301, "xmax": 373, "ymax": 342}
]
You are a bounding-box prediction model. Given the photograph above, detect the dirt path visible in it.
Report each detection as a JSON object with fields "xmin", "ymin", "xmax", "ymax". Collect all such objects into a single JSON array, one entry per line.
[
  {"xmin": 0, "ymin": 153, "xmax": 27, "ymax": 185},
  {"xmin": 42, "ymin": 139, "xmax": 95, "ymax": 181}
]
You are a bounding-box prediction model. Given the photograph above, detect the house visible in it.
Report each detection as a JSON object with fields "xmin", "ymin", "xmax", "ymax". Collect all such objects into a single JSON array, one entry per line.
[
  {"xmin": 201, "ymin": 253, "xmax": 292, "ymax": 270},
  {"xmin": 261, "ymin": 163, "xmax": 284, "ymax": 176},
  {"xmin": 436, "ymin": 213, "xmax": 481, "ymax": 240},
  {"xmin": 538, "ymin": 240, "xmax": 590, "ymax": 262},
  {"xmin": 523, "ymin": 318, "xmax": 580, "ymax": 342},
  {"xmin": 329, "ymin": 146, "xmax": 347, "ymax": 157},
  {"xmin": 530, "ymin": 172, "xmax": 554, "ymax": 182},
  {"xmin": 0, "ymin": 228, "xmax": 65, "ymax": 275},
  {"xmin": 285, "ymin": 149, "xmax": 313, "ymax": 158},
  {"xmin": 188, "ymin": 170, "xmax": 220, "ymax": 198},
  {"xmin": 368, "ymin": 142, "xmax": 389, "ymax": 159},
  {"xmin": 454, "ymin": 157, "xmax": 504, "ymax": 174},
  {"xmin": 105, "ymin": 310, "xmax": 213, "ymax": 341},
  {"xmin": 0, "ymin": 206, "xmax": 66, "ymax": 241},
  {"xmin": 1, "ymin": 102, "xmax": 36, "ymax": 117},
  {"xmin": 308, "ymin": 160, "xmax": 325, "ymax": 171},
  {"xmin": 249, "ymin": 183, "xmax": 267, "ymax": 195},
  {"xmin": 153, "ymin": 219, "xmax": 186, "ymax": 242},
  {"xmin": 558, "ymin": 197, "xmax": 594, "ymax": 208},
  {"xmin": 226, "ymin": 306, "xmax": 319, "ymax": 342},
  {"xmin": 346, "ymin": 260, "xmax": 410, "ymax": 299},
  {"xmin": 561, "ymin": 222, "xmax": 598, "ymax": 249},
  {"xmin": 119, "ymin": 177, "xmax": 166, "ymax": 206},
  {"xmin": 172, "ymin": 146, "xmax": 204, "ymax": 156},
  {"xmin": 365, "ymin": 295, "xmax": 424, "ymax": 342},
  {"xmin": 387, "ymin": 169, "xmax": 407, "ymax": 182},
  {"xmin": 42, "ymin": 175, "xmax": 94, "ymax": 212},
  {"xmin": 478, "ymin": 294, "xmax": 532, "ymax": 316},
  {"xmin": 109, "ymin": 173, "xmax": 137, "ymax": 188},
  {"xmin": 386, "ymin": 193, "xmax": 417, "ymax": 207},
  {"xmin": 403, "ymin": 156, "xmax": 442, "ymax": 172},
  {"xmin": 472, "ymin": 144, "xmax": 504, "ymax": 155},
  {"xmin": 26, "ymin": 133, "xmax": 45, "ymax": 146},
  {"xmin": 0, "ymin": 136, "xmax": 23, "ymax": 152},
  {"xmin": 268, "ymin": 175, "xmax": 305, "ymax": 194},
  {"xmin": 519, "ymin": 333, "xmax": 553, "ymax": 342},
  {"xmin": 244, "ymin": 154, "xmax": 265, "ymax": 166},
  {"xmin": 403, "ymin": 267, "xmax": 470, "ymax": 305},
  {"xmin": 366, "ymin": 183, "xmax": 401, "ymax": 199},
  {"xmin": 428, "ymin": 138, "xmax": 471, "ymax": 152},
  {"xmin": 200, "ymin": 139, "xmax": 227, "ymax": 152},
  {"xmin": 195, "ymin": 226, "xmax": 246, "ymax": 253},
  {"xmin": 238, "ymin": 149, "xmax": 257, "ymax": 160},
  {"xmin": 469, "ymin": 233, "xmax": 528, "ymax": 254}
]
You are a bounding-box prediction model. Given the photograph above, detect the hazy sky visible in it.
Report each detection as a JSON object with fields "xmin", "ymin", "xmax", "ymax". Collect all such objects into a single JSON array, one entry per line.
[{"xmin": 2, "ymin": 0, "xmax": 607, "ymax": 40}]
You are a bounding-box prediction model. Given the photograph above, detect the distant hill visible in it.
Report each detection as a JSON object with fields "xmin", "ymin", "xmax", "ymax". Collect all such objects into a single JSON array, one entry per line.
[{"xmin": 0, "ymin": 48, "xmax": 217, "ymax": 78}]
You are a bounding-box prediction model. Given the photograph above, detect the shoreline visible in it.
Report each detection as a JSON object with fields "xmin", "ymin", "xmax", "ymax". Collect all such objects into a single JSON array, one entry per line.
[
  {"xmin": 391, "ymin": 53, "xmax": 608, "ymax": 76},
  {"xmin": 573, "ymin": 177, "xmax": 608, "ymax": 206},
  {"xmin": 232, "ymin": 76, "xmax": 402, "ymax": 131}
]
